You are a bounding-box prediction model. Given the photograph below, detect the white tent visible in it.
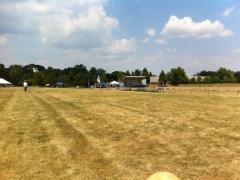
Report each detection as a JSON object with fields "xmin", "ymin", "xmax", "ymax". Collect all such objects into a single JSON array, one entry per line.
[
  {"xmin": 110, "ymin": 81, "xmax": 120, "ymax": 85},
  {"xmin": 0, "ymin": 78, "xmax": 12, "ymax": 85}
]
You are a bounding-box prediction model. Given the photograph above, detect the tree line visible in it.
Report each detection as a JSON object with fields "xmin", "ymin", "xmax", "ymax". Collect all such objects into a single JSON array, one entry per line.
[{"xmin": 0, "ymin": 63, "xmax": 240, "ymax": 86}]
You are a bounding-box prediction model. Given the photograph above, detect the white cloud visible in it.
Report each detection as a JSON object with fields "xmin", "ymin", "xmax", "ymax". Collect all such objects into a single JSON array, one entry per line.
[
  {"xmin": 0, "ymin": 36, "xmax": 8, "ymax": 46},
  {"xmin": 38, "ymin": 3, "xmax": 119, "ymax": 47},
  {"xmin": 15, "ymin": 1, "xmax": 51, "ymax": 14},
  {"xmin": 0, "ymin": 0, "xmax": 119, "ymax": 49},
  {"xmin": 166, "ymin": 48, "xmax": 178, "ymax": 53},
  {"xmin": 161, "ymin": 16, "xmax": 233, "ymax": 38},
  {"xmin": 143, "ymin": 38, "xmax": 149, "ymax": 43},
  {"xmin": 109, "ymin": 38, "xmax": 136, "ymax": 54},
  {"xmin": 145, "ymin": 28, "xmax": 168, "ymax": 44},
  {"xmin": 147, "ymin": 28, "xmax": 156, "ymax": 37},
  {"xmin": 221, "ymin": 7, "xmax": 235, "ymax": 17},
  {"xmin": 233, "ymin": 48, "xmax": 240, "ymax": 54},
  {"xmin": 155, "ymin": 38, "xmax": 167, "ymax": 44}
]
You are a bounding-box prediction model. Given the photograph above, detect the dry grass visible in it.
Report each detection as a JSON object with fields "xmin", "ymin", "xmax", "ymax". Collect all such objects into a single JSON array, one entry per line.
[{"xmin": 0, "ymin": 86, "xmax": 240, "ymax": 179}]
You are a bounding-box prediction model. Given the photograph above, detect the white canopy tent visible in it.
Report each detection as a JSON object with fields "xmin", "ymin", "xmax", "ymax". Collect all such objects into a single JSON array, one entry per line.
[
  {"xmin": 0, "ymin": 78, "xmax": 12, "ymax": 85},
  {"xmin": 110, "ymin": 81, "xmax": 119, "ymax": 85}
]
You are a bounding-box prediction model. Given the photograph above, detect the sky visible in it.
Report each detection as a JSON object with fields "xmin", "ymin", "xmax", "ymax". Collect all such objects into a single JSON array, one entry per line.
[{"xmin": 0, "ymin": 0, "xmax": 240, "ymax": 75}]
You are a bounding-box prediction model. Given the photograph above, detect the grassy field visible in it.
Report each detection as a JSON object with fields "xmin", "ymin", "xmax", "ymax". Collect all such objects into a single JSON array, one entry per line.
[{"xmin": 0, "ymin": 87, "xmax": 240, "ymax": 179}]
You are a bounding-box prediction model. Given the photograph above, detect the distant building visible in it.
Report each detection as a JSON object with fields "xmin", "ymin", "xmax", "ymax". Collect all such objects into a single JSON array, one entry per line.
[
  {"xmin": 149, "ymin": 76, "xmax": 159, "ymax": 90},
  {"xmin": 121, "ymin": 76, "xmax": 146, "ymax": 87},
  {"xmin": 150, "ymin": 76, "xmax": 159, "ymax": 84}
]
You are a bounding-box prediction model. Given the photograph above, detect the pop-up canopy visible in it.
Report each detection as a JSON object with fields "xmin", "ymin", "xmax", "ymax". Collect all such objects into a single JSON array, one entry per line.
[
  {"xmin": 0, "ymin": 78, "xmax": 12, "ymax": 85},
  {"xmin": 110, "ymin": 81, "xmax": 119, "ymax": 85}
]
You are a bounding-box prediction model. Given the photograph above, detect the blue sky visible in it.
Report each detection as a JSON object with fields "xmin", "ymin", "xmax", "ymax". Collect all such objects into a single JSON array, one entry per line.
[{"xmin": 0, "ymin": 0, "xmax": 240, "ymax": 75}]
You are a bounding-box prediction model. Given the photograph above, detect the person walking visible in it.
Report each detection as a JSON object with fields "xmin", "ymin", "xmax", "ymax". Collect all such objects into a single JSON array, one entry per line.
[{"xmin": 23, "ymin": 80, "xmax": 28, "ymax": 92}]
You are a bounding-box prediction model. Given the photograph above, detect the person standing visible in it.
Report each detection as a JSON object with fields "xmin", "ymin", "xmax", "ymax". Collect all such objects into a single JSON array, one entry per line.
[{"xmin": 23, "ymin": 80, "xmax": 28, "ymax": 92}]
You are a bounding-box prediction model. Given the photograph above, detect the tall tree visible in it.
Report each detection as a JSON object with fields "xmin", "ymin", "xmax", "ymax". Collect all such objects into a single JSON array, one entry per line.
[
  {"xmin": 217, "ymin": 67, "xmax": 236, "ymax": 83},
  {"xmin": 89, "ymin": 67, "xmax": 98, "ymax": 84},
  {"xmin": 190, "ymin": 77, "xmax": 196, "ymax": 84},
  {"xmin": 168, "ymin": 67, "xmax": 189, "ymax": 85},
  {"xmin": 8, "ymin": 65, "xmax": 23, "ymax": 85},
  {"xmin": 108, "ymin": 71, "xmax": 126, "ymax": 82},
  {"xmin": 125, "ymin": 70, "xmax": 131, "ymax": 76},
  {"xmin": 197, "ymin": 76, "xmax": 202, "ymax": 84},
  {"xmin": 0, "ymin": 63, "xmax": 8, "ymax": 79},
  {"xmin": 235, "ymin": 72, "xmax": 240, "ymax": 83},
  {"xmin": 97, "ymin": 68, "xmax": 107, "ymax": 82},
  {"xmin": 70, "ymin": 64, "xmax": 89, "ymax": 86},
  {"xmin": 159, "ymin": 70, "xmax": 167, "ymax": 85},
  {"xmin": 142, "ymin": 67, "xmax": 150, "ymax": 84},
  {"xmin": 132, "ymin": 69, "xmax": 141, "ymax": 76},
  {"xmin": 45, "ymin": 67, "xmax": 57, "ymax": 85},
  {"xmin": 74, "ymin": 72, "xmax": 89, "ymax": 87},
  {"xmin": 34, "ymin": 72, "xmax": 45, "ymax": 86}
]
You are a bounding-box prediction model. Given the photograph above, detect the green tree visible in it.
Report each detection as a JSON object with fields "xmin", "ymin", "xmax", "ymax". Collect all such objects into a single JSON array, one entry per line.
[
  {"xmin": 132, "ymin": 69, "xmax": 141, "ymax": 76},
  {"xmin": 190, "ymin": 77, "xmax": 196, "ymax": 84},
  {"xmin": 235, "ymin": 72, "xmax": 240, "ymax": 83},
  {"xmin": 142, "ymin": 67, "xmax": 150, "ymax": 84},
  {"xmin": 67, "ymin": 71, "xmax": 75, "ymax": 85},
  {"xmin": 211, "ymin": 75, "xmax": 221, "ymax": 83},
  {"xmin": 89, "ymin": 67, "xmax": 98, "ymax": 84},
  {"xmin": 168, "ymin": 67, "xmax": 189, "ymax": 85},
  {"xmin": 22, "ymin": 64, "xmax": 46, "ymax": 84},
  {"xmin": 0, "ymin": 64, "xmax": 8, "ymax": 79},
  {"xmin": 197, "ymin": 76, "xmax": 202, "ymax": 84},
  {"xmin": 97, "ymin": 68, "xmax": 107, "ymax": 82},
  {"xmin": 74, "ymin": 72, "xmax": 89, "ymax": 87},
  {"xmin": 117, "ymin": 71, "xmax": 125, "ymax": 81},
  {"xmin": 34, "ymin": 72, "xmax": 45, "ymax": 86},
  {"xmin": 159, "ymin": 70, "xmax": 167, "ymax": 86},
  {"xmin": 71, "ymin": 64, "xmax": 89, "ymax": 86},
  {"xmin": 108, "ymin": 71, "xmax": 126, "ymax": 82},
  {"xmin": 202, "ymin": 76, "xmax": 212, "ymax": 84},
  {"xmin": 125, "ymin": 70, "xmax": 130, "ymax": 76},
  {"xmin": 217, "ymin": 68, "xmax": 236, "ymax": 83},
  {"xmin": 8, "ymin": 65, "xmax": 23, "ymax": 85},
  {"xmin": 45, "ymin": 67, "xmax": 57, "ymax": 85}
]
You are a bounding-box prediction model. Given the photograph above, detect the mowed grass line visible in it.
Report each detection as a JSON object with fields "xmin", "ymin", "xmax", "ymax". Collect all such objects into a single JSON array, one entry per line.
[
  {"xmin": 0, "ymin": 88, "xmax": 121, "ymax": 179},
  {"xmin": 32, "ymin": 92, "xmax": 120, "ymax": 179},
  {"xmin": 0, "ymin": 87, "xmax": 240, "ymax": 179},
  {"xmin": 32, "ymin": 88, "xmax": 240, "ymax": 179},
  {"xmin": 41, "ymin": 89, "xmax": 240, "ymax": 140},
  {"xmin": 0, "ymin": 89, "xmax": 74, "ymax": 179},
  {"xmin": 0, "ymin": 88, "xmax": 16, "ymax": 179},
  {"xmin": 32, "ymin": 90, "xmax": 161, "ymax": 179}
]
